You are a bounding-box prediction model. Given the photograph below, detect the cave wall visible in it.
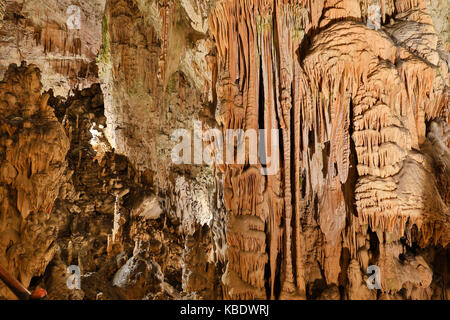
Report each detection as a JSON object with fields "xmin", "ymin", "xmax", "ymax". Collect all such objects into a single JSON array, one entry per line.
[
  {"xmin": 208, "ymin": 0, "xmax": 448, "ymax": 300},
  {"xmin": 0, "ymin": 0, "xmax": 105, "ymax": 97},
  {"xmin": 208, "ymin": 0, "xmax": 449, "ymax": 300},
  {"xmin": 0, "ymin": 63, "xmax": 69, "ymax": 299},
  {"xmin": 0, "ymin": 0, "xmax": 448, "ymax": 300}
]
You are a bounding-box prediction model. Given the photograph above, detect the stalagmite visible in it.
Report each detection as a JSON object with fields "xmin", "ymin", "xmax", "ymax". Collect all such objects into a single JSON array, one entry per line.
[{"xmin": 0, "ymin": 63, "xmax": 69, "ymax": 299}]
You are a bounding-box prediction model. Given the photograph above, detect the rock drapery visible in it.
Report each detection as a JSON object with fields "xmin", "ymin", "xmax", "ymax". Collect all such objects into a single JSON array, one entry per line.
[
  {"xmin": 209, "ymin": 0, "xmax": 449, "ymax": 300},
  {"xmin": 0, "ymin": 0, "xmax": 106, "ymax": 97},
  {"xmin": 0, "ymin": 0, "xmax": 448, "ymax": 300}
]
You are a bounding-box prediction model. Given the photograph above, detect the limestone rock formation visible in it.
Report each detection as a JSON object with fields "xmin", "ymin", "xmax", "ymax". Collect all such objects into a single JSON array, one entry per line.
[
  {"xmin": 0, "ymin": 0, "xmax": 105, "ymax": 96},
  {"xmin": 0, "ymin": 62, "xmax": 69, "ymax": 299},
  {"xmin": 208, "ymin": 0, "xmax": 448, "ymax": 300},
  {"xmin": 0, "ymin": 0, "xmax": 448, "ymax": 301}
]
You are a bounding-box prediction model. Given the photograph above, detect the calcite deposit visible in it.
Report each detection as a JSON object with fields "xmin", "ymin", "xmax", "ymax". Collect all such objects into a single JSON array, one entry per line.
[
  {"xmin": 0, "ymin": 0, "xmax": 448, "ymax": 300},
  {"xmin": 0, "ymin": 62, "xmax": 69, "ymax": 299},
  {"xmin": 0, "ymin": 0, "xmax": 105, "ymax": 97}
]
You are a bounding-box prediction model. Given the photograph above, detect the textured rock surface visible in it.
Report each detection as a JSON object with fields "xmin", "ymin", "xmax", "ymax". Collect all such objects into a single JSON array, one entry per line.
[
  {"xmin": 0, "ymin": 0, "xmax": 448, "ymax": 300},
  {"xmin": 0, "ymin": 63, "xmax": 69, "ymax": 299},
  {"xmin": 0, "ymin": 0, "xmax": 105, "ymax": 97},
  {"xmin": 208, "ymin": 0, "xmax": 448, "ymax": 300}
]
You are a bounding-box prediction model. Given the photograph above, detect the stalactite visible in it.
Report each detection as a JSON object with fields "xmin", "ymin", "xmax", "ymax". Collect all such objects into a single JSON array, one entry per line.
[
  {"xmin": 158, "ymin": 0, "xmax": 174, "ymax": 90},
  {"xmin": 210, "ymin": 0, "xmax": 448, "ymax": 300}
]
